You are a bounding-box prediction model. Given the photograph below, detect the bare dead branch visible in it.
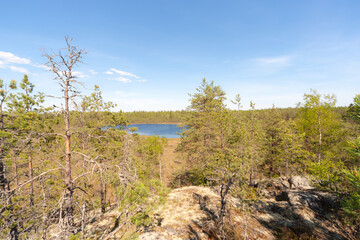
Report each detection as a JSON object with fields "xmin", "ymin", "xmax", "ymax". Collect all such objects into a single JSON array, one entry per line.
[{"xmin": 8, "ymin": 168, "xmax": 63, "ymax": 193}]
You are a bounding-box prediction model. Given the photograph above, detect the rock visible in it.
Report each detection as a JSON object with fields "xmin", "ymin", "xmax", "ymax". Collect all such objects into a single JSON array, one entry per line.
[
  {"xmin": 137, "ymin": 186, "xmax": 357, "ymax": 240},
  {"xmin": 140, "ymin": 186, "xmax": 274, "ymax": 240},
  {"xmin": 260, "ymin": 189, "xmax": 271, "ymax": 198},
  {"xmin": 272, "ymin": 177, "xmax": 290, "ymax": 190},
  {"xmin": 62, "ymin": 184, "xmax": 357, "ymax": 240},
  {"xmin": 268, "ymin": 175, "xmax": 314, "ymax": 191},
  {"xmin": 139, "ymin": 229, "xmax": 183, "ymax": 240},
  {"xmin": 275, "ymin": 191, "xmax": 290, "ymax": 202},
  {"xmin": 289, "ymin": 176, "xmax": 313, "ymax": 190}
]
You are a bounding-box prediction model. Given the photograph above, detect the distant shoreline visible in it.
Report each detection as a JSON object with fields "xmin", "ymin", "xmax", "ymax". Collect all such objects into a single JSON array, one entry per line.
[{"xmin": 129, "ymin": 122, "xmax": 184, "ymax": 125}]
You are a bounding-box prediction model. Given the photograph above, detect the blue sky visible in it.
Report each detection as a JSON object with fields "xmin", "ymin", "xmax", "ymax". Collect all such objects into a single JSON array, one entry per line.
[{"xmin": 1, "ymin": 0, "xmax": 360, "ymax": 111}]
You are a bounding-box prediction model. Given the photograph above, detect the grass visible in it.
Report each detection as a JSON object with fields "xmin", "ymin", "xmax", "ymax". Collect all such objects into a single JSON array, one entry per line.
[{"xmin": 160, "ymin": 138, "xmax": 185, "ymax": 186}]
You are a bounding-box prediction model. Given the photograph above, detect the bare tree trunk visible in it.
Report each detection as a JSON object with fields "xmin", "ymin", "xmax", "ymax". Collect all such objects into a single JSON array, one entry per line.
[
  {"xmin": 100, "ymin": 179, "xmax": 105, "ymax": 213},
  {"xmin": 318, "ymin": 115, "xmax": 322, "ymax": 164},
  {"xmin": 13, "ymin": 155, "xmax": 18, "ymax": 188},
  {"xmin": 61, "ymin": 79, "xmax": 74, "ymax": 235},
  {"xmin": 80, "ymin": 202, "xmax": 87, "ymax": 239},
  {"xmin": 0, "ymin": 102, "xmax": 7, "ymax": 196},
  {"xmin": 41, "ymin": 176, "xmax": 49, "ymax": 240},
  {"xmin": 29, "ymin": 154, "xmax": 34, "ymax": 206},
  {"xmin": 43, "ymin": 36, "xmax": 86, "ymax": 238},
  {"xmin": 217, "ymin": 178, "xmax": 233, "ymax": 238}
]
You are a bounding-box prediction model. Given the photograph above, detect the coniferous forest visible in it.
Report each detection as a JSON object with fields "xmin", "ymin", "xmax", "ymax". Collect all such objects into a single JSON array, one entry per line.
[{"xmin": 1, "ymin": 39, "xmax": 360, "ymax": 239}]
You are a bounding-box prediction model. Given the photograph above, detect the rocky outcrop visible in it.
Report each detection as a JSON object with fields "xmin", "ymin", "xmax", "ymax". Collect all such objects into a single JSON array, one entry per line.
[
  {"xmin": 139, "ymin": 186, "xmax": 273, "ymax": 240},
  {"xmin": 138, "ymin": 177, "xmax": 357, "ymax": 240},
  {"xmin": 72, "ymin": 176, "xmax": 357, "ymax": 239}
]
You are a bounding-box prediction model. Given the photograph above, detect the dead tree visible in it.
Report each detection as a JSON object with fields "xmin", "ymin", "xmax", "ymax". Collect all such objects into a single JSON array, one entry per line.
[
  {"xmin": 43, "ymin": 37, "xmax": 86, "ymax": 238},
  {"xmin": 216, "ymin": 178, "xmax": 233, "ymax": 239}
]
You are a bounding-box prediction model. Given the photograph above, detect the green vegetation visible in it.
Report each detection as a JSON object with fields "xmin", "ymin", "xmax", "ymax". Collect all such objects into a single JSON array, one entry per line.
[{"xmin": 0, "ymin": 39, "xmax": 359, "ymax": 239}]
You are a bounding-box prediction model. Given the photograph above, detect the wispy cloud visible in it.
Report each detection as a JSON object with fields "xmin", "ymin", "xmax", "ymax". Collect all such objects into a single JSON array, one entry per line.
[
  {"xmin": 0, "ymin": 51, "xmax": 34, "ymax": 75},
  {"xmin": 105, "ymin": 68, "xmax": 145, "ymax": 83},
  {"xmin": 0, "ymin": 51, "xmax": 31, "ymax": 64},
  {"xmin": 108, "ymin": 68, "xmax": 140, "ymax": 79},
  {"xmin": 248, "ymin": 55, "xmax": 293, "ymax": 75},
  {"xmin": 253, "ymin": 56, "xmax": 291, "ymax": 66},
  {"xmin": 9, "ymin": 66, "xmax": 30, "ymax": 74}
]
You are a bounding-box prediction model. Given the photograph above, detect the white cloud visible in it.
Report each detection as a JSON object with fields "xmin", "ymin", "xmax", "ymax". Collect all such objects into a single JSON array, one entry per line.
[
  {"xmin": 0, "ymin": 51, "xmax": 35, "ymax": 75},
  {"xmin": 0, "ymin": 51, "xmax": 31, "ymax": 64},
  {"xmin": 36, "ymin": 64, "xmax": 51, "ymax": 71},
  {"xmin": 115, "ymin": 76, "xmax": 132, "ymax": 83},
  {"xmin": 253, "ymin": 56, "xmax": 291, "ymax": 66},
  {"xmin": 73, "ymin": 71, "xmax": 88, "ymax": 78},
  {"xmin": 108, "ymin": 68, "xmax": 140, "ymax": 79},
  {"xmin": 104, "ymin": 70, "xmax": 114, "ymax": 75},
  {"xmin": 9, "ymin": 66, "xmax": 30, "ymax": 74},
  {"xmin": 105, "ymin": 68, "xmax": 146, "ymax": 83}
]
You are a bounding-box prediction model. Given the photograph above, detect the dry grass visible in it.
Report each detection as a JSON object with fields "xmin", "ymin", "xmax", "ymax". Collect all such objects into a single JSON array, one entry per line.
[{"xmin": 160, "ymin": 138, "xmax": 185, "ymax": 186}]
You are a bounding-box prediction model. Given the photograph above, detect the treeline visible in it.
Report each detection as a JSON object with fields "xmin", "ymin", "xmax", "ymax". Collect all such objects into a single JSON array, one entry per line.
[
  {"xmin": 123, "ymin": 110, "xmax": 187, "ymax": 124},
  {"xmin": 121, "ymin": 104, "xmax": 348, "ymax": 126}
]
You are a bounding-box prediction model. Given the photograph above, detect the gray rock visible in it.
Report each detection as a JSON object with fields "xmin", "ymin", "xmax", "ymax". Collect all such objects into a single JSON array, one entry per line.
[{"xmin": 289, "ymin": 176, "xmax": 313, "ymax": 190}]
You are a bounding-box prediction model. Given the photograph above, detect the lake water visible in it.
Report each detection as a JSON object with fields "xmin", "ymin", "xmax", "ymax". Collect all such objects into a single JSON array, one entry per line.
[{"xmin": 127, "ymin": 124, "xmax": 183, "ymax": 138}]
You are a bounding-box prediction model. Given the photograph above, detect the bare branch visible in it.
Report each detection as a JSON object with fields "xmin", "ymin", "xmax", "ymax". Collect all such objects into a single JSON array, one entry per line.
[{"xmin": 8, "ymin": 168, "xmax": 63, "ymax": 193}]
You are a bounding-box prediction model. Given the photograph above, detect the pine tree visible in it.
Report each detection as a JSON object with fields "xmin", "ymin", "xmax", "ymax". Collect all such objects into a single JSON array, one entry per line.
[
  {"xmin": 78, "ymin": 84, "xmax": 118, "ymax": 213},
  {"xmin": 297, "ymin": 89, "xmax": 344, "ymax": 185},
  {"xmin": 276, "ymin": 120, "xmax": 309, "ymax": 179},
  {"xmin": 7, "ymin": 75, "xmax": 47, "ymax": 206},
  {"xmin": 43, "ymin": 37, "xmax": 86, "ymax": 237},
  {"xmin": 244, "ymin": 101, "xmax": 266, "ymax": 185},
  {"xmin": 178, "ymin": 78, "xmax": 227, "ymax": 180}
]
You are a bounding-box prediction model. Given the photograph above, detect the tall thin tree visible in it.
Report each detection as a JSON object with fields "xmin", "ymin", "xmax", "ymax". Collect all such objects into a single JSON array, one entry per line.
[{"xmin": 43, "ymin": 37, "xmax": 86, "ymax": 237}]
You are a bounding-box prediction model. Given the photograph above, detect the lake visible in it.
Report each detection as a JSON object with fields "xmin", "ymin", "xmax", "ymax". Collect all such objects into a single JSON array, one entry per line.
[{"xmin": 127, "ymin": 124, "xmax": 183, "ymax": 138}]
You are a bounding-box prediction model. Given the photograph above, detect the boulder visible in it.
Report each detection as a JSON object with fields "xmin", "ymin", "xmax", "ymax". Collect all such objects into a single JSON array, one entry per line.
[{"xmin": 289, "ymin": 175, "xmax": 313, "ymax": 190}]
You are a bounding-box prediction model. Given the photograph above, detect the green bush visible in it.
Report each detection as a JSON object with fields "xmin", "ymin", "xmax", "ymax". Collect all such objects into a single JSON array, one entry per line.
[
  {"xmin": 118, "ymin": 180, "xmax": 169, "ymax": 227},
  {"xmin": 342, "ymin": 168, "xmax": 360, "ymax": 224}
]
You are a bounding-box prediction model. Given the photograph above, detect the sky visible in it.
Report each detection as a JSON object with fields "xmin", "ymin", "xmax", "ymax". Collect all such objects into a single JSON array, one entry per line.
[{"xmin": 0, "ymin": 0, "xmax": 360, "ymax": 111}]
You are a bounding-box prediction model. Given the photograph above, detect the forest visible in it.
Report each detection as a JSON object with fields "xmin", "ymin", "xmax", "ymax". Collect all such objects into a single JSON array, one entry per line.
[{"xmin": 0, "ymin": 38, "xmax": 359, "ymax": 239}]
